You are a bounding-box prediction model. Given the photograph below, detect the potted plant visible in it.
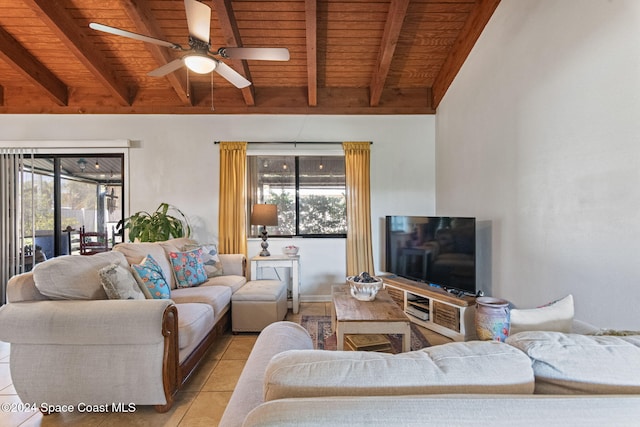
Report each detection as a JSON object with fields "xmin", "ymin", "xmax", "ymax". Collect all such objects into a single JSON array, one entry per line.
[{"xmin": 117, "ymin": 203, "xmax": 191, "ymax": 242}]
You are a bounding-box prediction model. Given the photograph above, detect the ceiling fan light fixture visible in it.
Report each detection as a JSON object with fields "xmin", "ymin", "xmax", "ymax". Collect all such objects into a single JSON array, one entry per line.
[{"xmin": 184, "ymin": 54, "xmax": 217, "ymax": 74}]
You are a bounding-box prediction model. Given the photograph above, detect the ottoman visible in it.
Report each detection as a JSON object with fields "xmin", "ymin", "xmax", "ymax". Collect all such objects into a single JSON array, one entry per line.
[{"xmin": 232, "ymin": 280, "xmax": 288, "ymax": 332}]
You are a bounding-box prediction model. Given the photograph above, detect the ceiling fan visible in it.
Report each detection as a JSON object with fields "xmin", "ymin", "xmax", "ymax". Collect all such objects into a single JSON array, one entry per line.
[{"xmin": 89, "ymin": 0, "xmax": 289, "ymax": 88}]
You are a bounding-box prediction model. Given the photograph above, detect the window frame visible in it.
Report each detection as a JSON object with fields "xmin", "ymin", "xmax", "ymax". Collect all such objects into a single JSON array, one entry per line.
[{"xmin": 247, "ymin": 148, "xmax": 346, "ymax": 239}]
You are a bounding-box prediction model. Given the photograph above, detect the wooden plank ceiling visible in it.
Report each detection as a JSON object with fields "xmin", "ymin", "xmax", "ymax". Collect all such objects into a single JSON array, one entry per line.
[{"xmin": 0, "ymin": 0, "xmax": 499, "ymax": 115}]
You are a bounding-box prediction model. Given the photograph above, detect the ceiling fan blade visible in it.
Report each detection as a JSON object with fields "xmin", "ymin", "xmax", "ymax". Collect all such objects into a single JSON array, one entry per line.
[
  {"xmin": 214, "ymin": 61, "xmax": 252, "ymax": 88},
  {"xmin": 184, "ymin": 0, "xmax": 211, "ymax": 42},
  {"xmin": 148, "ymin": 59, "xmax": 185, "ymax": 77},
  {"xmin": 89, "ymin": 23, "xmax": 182, "ymax": 50},
  {"xmin": 219, "ymin": 47, "xmax": 290, "ymax": 61}
]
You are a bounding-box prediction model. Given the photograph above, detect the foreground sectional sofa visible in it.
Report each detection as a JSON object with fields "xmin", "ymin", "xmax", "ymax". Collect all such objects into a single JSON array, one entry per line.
[
  {"xmin": 220, "ymin": 321, "xmax": 640, "ymax": 427},
  {"xmin": 0, "ymin": 237, "xmax": 246, "ymax": 412}
]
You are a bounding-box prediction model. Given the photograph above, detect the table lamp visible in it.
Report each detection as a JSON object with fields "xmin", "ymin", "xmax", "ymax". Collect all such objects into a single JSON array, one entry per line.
[{"xmin": 250, "ymin": 204, "xmax": 278, "ymax": 256}]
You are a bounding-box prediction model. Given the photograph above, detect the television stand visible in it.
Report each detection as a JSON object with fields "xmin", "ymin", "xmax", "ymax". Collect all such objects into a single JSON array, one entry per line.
[{"xmin": 381, "ymin": 275, "xmax": 477, "ymax": 341}]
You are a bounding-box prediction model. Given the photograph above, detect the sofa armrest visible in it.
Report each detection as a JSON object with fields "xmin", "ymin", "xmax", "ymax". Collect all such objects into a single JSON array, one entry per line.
[
  {"xmin": 218, "ymin": 321, "xmax": 313, "ymax": 427},
  {"xmin": 6, "ymin": 272, "xmax": 49, "ymax": 303},
  {"xmin": 0, "ymin": 299, "xmax": 174, "ymax": 345},
  {"xmin": 243, "ymin": 395, "xmax": 640, "ymax": 427},
  {"xmin": 1, "ymin": 299, "xmax": 178, "ymax": 409},
  {"xmin": 219, "ymin": 254, "xmax": 246, "ymax": 277}
]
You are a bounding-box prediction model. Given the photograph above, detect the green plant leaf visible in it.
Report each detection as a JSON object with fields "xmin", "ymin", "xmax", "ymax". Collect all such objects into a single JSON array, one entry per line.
[{"xmin": 120, "ymin": 204, "xmax": 191, "ymax": 242}]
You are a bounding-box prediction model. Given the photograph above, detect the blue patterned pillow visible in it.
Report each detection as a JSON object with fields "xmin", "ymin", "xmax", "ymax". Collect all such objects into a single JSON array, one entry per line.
[
  {"xmin": 169, "ymin": 248, "xmax": 208, "ymax": 288},
  {"xmin": 131, "ymin": 254, "xmax": 171, "ymax": 299}
]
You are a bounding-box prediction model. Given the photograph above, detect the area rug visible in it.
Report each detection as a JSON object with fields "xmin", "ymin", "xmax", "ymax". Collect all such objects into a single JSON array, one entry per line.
[{"xmin": 300, "ymin": 315, "xmax": 430, "ymax": 353}]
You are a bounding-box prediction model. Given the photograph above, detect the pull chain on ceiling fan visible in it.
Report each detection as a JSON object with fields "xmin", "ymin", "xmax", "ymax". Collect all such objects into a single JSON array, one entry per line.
[{"xmin": 89, "ymin": 0, "xmax": 290, "ymax": 89}]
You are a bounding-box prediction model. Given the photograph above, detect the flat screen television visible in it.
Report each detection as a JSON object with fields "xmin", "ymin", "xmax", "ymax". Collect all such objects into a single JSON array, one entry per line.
[{"xmin": 385, "ymin": 216, "xmax": 476, "ymax": 295}]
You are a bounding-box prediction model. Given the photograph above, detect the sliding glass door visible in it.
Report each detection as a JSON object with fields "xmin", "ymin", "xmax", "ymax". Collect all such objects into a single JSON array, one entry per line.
[{"xmin": 21, "ymin": 154, "xmax": 124, "ymax": 261}]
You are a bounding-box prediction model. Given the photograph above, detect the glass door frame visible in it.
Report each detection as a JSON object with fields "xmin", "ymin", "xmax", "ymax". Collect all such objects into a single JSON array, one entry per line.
[{"xmin": 24, "ymin": 146, "xmax": 129, "ymax": 258}]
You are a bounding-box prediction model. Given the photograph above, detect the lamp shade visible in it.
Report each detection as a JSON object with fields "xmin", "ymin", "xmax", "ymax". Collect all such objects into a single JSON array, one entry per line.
[{"xmin": 250, "ymin": 204, "xmax": 278, "ymax": 226}]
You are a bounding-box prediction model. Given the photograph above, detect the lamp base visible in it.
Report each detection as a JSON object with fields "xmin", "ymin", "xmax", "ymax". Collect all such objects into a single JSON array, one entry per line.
[{"xmin": 259, "ymin": 226, "xmax": 271, "ymax": 256}]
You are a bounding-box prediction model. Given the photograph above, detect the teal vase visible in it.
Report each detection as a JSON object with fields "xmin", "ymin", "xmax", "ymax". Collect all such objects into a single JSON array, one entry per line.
[{"xmin": 475, "ymin": 297, "xmax": 510, "ymax": 342}]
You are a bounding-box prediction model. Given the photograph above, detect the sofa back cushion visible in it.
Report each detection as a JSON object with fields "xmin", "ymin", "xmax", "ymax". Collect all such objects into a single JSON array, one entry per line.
[
  {"xmin": 113, "ymin": 241, "xmax": 176, "ymax": 288},
  {"xmin": 113, "ymin": 238, "xmax": 200, "ymax": 289},
  {"xmin": 263, "ymin": 341, "xmax": 534, "ymax": 401},
  {"xmin": 32, "ymin": 251, "xmax": 128, "ymax": 300},
  {"xmin": 506, "ymin": 331, "xmax": 640, "ymax": 394}
]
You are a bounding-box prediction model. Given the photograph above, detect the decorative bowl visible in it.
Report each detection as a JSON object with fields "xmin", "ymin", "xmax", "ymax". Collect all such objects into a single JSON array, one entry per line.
[
  {"xmin": 282, "ymin": 245, "xmax": 299, "ymax": 256},
  {"xmin": 346, "ymin": 276, "xmax": 384, "ymax": 301}
]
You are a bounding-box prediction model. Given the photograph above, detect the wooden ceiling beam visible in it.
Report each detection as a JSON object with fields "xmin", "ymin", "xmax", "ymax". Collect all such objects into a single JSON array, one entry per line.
[
  {"xmin": 213, "ymin": 0, "xmax": 255, "ymax": 106},
  {"xmin": 23, "ymin": 0, "xmax": 133, "ymax": 106},
  {"xmin": 431, "ymin": 0, "xmax": 501, "ymax": 109},
  {"xmin": 121, "ymin": 0, "xmax": 192, "ymax": 106},
  {"xmin": 0, "ymin": 87, "xmax": 434, "ymax": 115},
  {"xmin": 0, "ymin": 26, "xmax": 67, "ymax": 105},
  {"xmin": 305, "ymin": 0, "xmax": 317, "ymax": 107},
  {"xmin": 369, "ymin": 0, "xmax": 410, "ymax": 107}
]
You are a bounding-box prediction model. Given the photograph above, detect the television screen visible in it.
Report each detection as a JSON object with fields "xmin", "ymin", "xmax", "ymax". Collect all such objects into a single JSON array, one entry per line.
[{"xmin": 385, "ymin": 216, "xmax": 476, "ymax": 295}]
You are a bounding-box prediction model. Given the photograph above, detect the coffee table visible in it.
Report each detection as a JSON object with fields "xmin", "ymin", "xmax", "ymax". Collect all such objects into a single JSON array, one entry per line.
[{"xmin": 331, "ymin": 285, "xmax": 412, "ymax": 352}]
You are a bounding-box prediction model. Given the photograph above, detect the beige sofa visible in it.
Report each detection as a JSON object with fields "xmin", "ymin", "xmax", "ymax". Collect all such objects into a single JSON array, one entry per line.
[
  {"xmin": 220, "ymin": 322, "xmax": 640, "ymax": 427},
  {"xmin": 0, "ymin": 238, "xmax": 246, "ymax": 412}
]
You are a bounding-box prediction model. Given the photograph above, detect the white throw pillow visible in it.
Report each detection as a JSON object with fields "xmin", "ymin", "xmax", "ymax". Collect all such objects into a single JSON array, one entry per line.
[
  {"xmin": 509, "ymin": 294, "xmax": 574, "ymax": 335},
  {"xmin": 99, "ymin": 263, "xmax": 146, "ymax": 300},
  {"xmin": 33, "ymin": 251, "xmax": 128, "ymax": 300}
]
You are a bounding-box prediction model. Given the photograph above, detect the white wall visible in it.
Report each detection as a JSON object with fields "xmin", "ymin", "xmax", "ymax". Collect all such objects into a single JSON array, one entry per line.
[
  {"xmin": 436, "ymin": 0, "xmax": 640, "ymax": 328},
  {"xmin": 1, "ymin": 114, "xmax": 435, "ymax": 299}
]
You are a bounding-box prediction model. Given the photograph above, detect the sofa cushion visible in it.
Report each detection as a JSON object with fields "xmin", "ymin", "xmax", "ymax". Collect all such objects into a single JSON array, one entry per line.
[
  {"xmin": 206, "ymin": 275, "xmax": 246, "ymax": 293},
  {"xmin": 175, "ymin": 303, "xmax": 215, "ymax": 350},
  {"xmin": 506, "ymin": 331, "xmax": 640, "ymax": 394},
  {"xmin": 131, "ymin": 255, "xmax": 171, "ymax": 299},
  {"xmin": 509, "ymin": 294, "xmax": 574, "ymax": 335},
  {"xmin": 114, "ymin": 242, "xmax": 177, "ymax": 289},
  {"xmin": 158, "ymin": 237, "xmax": 198, "ymax": 255},
  {"xmin": 233, "ymin": 280, "xmax": 285, "ymax": 301},
  {"xmin": 263, "ymin": 341, "xmax": 534, "ymax": 401},
  {"xmin": 169, "ymin": 248, "xmax": 208, "ymax": 288},
  {"xmin": 32, "ymin": 251, "xmax": 128, "ymax": 300},
  {"xmin": 98, "ymin": 263, "xmax": 146, "ymax": 300},
  {"xmin": 171, "ymin": 285, "xmax": 232, "ymax": 320}
]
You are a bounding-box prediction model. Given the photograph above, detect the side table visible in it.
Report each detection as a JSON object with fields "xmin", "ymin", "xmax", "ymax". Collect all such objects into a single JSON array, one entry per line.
[{"xmin": 250, "ymin": 255, "xmax": 301, "ymax": 314}]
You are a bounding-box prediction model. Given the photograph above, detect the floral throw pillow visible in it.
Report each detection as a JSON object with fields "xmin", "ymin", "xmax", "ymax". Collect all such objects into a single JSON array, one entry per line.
[
  {"xmin": 131, "ymin": 254, "xmax": 171, "ymax": 299},
  {"xmin": 183, "ymin": 243, "xmax": 224, "ymax": 277},
  {"xmin": 170, "ymin": 248, "xmax": 208, "ymax": 288}
]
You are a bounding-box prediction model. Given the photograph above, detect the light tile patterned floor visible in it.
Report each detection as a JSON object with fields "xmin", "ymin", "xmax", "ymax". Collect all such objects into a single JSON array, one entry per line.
[{"xmin": 0, "ymin": 302, "xmax": 451, "ymax": 426}]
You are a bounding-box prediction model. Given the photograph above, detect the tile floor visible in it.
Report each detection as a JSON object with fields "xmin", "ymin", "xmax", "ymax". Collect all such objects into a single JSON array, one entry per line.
[{"xmin": 0, "ymin": 302, "xmax": 452, "ymax": 427}]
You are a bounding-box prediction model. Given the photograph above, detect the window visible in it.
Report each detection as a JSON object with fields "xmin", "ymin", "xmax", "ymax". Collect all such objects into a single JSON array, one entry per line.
[{"xmin": 247, "ymin": 155, "xmax": 346, "ymax": 237}]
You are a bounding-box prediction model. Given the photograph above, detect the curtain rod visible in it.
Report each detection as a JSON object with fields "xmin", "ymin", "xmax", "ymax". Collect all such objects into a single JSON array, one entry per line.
[{"xmin": 213, "ymin": 141, "xmax": 372, "ymax": 145}]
